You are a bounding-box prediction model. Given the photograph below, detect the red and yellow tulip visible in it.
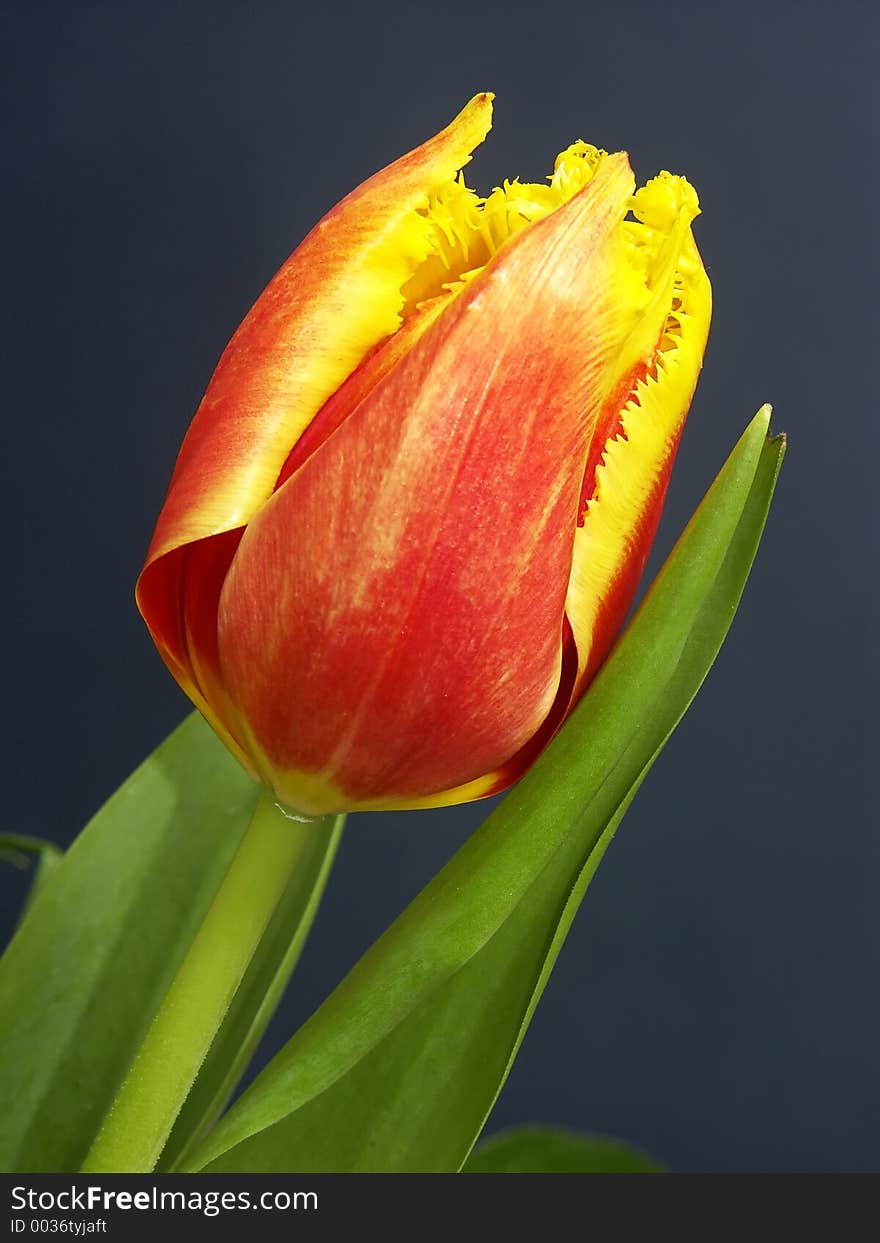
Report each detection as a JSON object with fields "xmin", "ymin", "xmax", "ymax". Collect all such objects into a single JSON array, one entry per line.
[{"xmin": 136, "ymin": 94, "xmax": 711, "ymax": 814}]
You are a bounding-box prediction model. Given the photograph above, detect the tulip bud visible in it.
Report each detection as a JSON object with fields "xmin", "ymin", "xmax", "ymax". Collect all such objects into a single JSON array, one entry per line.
[{"xmin": 137, "ymin": 94, "xmax": 711, "ymax": 814}]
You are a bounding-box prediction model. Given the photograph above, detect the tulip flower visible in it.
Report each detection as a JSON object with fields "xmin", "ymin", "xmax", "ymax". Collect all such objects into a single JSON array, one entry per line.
[{"xmin": 136, "ymin": 93, "xmax": 712, "ymax": 815}]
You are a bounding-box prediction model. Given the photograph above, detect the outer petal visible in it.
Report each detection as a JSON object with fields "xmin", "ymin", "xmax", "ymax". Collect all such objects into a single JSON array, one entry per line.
[
  {"xmin": 564, "ymin": 231, "xmax": 712, "ymax": 694},
  {"xmin": 216, "ymin": 154, "xmax": 639, "ymax": 814},
  {"xmin": 136, "ymin": 93, "xmax": 493, "ymax": 737}
]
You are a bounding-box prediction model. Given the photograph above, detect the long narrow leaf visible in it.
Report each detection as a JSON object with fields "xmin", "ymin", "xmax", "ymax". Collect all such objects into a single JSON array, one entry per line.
[
  {"xmin": 0, "ymin": 834, "xmax": 64, "ymax": 928},
  {"xmin": 0, "ymin": 714, "xmax": 258, "ymax": 1172},
  {"xmin": 463, "ymin": 1127, "xmax": 664, "ymax": 1173}
]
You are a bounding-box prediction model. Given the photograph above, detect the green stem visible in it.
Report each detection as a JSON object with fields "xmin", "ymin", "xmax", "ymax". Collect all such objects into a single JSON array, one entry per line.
[
  {"xmin": 81, "ymin": 792, "xmax": 328, "ymax": 1173},
  {"xmin": 160, "ymin": 809, "xmax": 344, "ymax": 1171}
]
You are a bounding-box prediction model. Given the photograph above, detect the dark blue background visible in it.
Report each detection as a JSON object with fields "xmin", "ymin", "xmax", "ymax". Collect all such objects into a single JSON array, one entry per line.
[{"xmin": 2, "ymin": 1, "xmax": 875, "ymax": 1171}]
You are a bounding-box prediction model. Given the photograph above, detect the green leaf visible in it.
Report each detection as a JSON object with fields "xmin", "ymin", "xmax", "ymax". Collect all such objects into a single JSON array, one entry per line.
[
  {"xmin": 0, "ymin": 832, "xmax": 62, "ymax": 870},
  {"xmin": 0, "ymin": 713, "xmax": 259, "ymax": 1173},
  {"xmin": 183, "ymin": 409, "xmax": 784, "ymax": 1174},
  {"xmin": 0, "ymin": 833, "xmax": 64, "ymax": 927},
  {"xmin": 463, "ymin": 1127, "xmax": 665, "ymax": 1173}
]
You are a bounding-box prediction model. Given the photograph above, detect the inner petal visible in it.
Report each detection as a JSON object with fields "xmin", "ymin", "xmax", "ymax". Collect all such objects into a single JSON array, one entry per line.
[
  {"xmin": 399, "ymin": 141, "xmax": 607, "ymax": 316},
  {"xmin": 272, "ymin": 141, "xmax": 612, "ymax": 489}
]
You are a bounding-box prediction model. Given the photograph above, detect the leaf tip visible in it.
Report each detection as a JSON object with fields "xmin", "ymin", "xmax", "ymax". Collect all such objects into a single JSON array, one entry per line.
[
  {"xmin": 752, "ymin": 403, "xmax": 786, "ymax": 465},
  {"xmin": 752, "ymin": 402, "xmax": 773, "ymax": 434}
]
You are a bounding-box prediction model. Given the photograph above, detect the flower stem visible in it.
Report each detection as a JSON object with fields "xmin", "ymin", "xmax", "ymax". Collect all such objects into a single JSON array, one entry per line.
[{"xmin": 81, "ymin": 791, "xmax": 331, "ymax": 1173}]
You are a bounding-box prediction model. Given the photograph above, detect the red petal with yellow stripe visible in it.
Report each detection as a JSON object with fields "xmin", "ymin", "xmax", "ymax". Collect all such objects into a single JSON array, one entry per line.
[
  {"xmin": 216, "ymin": 156, "xmax": 640, "ymax": 813},
  {"xmin": 136, "ymin": 95, "xmax": 494, "ymax": 741}
]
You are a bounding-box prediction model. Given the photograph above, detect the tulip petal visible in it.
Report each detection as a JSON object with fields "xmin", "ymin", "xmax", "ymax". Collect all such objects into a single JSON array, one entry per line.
[
  {"xmin": 564, "ymin": 231, "xmax": 712, "ymax": 693},
  {"xmin": 179, "ymin": 531, "xmax": 254, "ymax": 770},
  {"xmin": 136, "ymin": 94, "xmax": 493, "ymax": 725},
  {"xmin": 216, "ymin": 154, "xmax": 639, "ymax": 813}
]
